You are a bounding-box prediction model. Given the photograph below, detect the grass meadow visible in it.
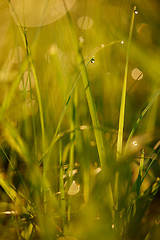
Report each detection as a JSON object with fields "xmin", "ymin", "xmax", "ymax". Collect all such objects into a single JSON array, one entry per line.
[{"xmin": 0, "ymin": 0, "xmax": 160, "ymax": 239}]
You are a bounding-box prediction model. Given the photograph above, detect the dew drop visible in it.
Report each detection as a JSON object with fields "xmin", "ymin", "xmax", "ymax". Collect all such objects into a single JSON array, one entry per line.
[
  {"xmin": 134, "ymin": 10, "xmax": 138, "ymax": 15},
  {"xmin": 132, "ymin": 141, "xmax": 138, "ymax": 147},
  {"xmin": 91, "ymin": 58, "xmax": 95, "ymax": 63},
  {"xmin": 121, "ymin": 40, "xmax": 124, "ymax": 44},
  {"xmin": 112, "ymin": 224, "xmax": 115, "ymax": 229}
]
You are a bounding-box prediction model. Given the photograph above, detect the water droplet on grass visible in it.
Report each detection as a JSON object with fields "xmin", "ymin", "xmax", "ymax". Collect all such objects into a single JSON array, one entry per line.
[
  {"xmin": 112, "ymin": 224, "xmax": 115, "ymax": 229},
  {"xmin": 91, "ymin": 58, "xmax": 95, "ymax": 63},
  {"xmin": 132, "ymin": 141, "xmax": 138, "ymax": 147},
  {"xmin": 134, "ymin": 10, "xmax": 138, "ymax": 15}
]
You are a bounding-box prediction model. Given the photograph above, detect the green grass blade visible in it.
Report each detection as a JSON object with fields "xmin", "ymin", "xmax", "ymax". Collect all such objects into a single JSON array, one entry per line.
[
  {"xmin": 117, "ymin": 6, "xmax": 137, "ymax": 156},
  {"xmin": 40, "ymin": 39, "xmax": 120, "ymax": 166},
  {"xmin": 40, "ymin": 42, "xmax": 113, "ymax": 163},
  {"xmin": 79, "ymin": 57, "xmax": 106, "ymax": 167},
  {"xmin": 59, "ymin": 140, "xmax": 66, "ymax": 233},
  {"xmin": 108, "ymin": 183, "xmax": 115, "ymax": 221},
  {"xmin": 0, "ymin": 177, "xmax": 17, "ymax": 201},
  {"xmin": 125, "ymin": 88, "xmax": 160, "ymax": 152},
  {"xmin": 0, "ymin": 147, "xmax": 30, "ymax": 196},
  {"xmin": 39, "ymin": 59, "xmax": 91, "ymax": 164},
  {"xmin": 3, "ymin": 122, "xmax": 30, "ymax": 164},
  {"xmin": 139, "ymin": 150, "xmax": 144, "ymax": 178},
  {"xmin": 141, "ymin": 159, "xmax": 155, "ymax": 186},
  {"xmin": 133, "ymin": 150, "xmax": 144, "ymax": 194},
  {"xmin": 0, "ymin": 176, "xmax": 29, "ymax": 204},
  {"xmin": 6, "ymin": 0, "xmax": 45, "ymax": 153},
  {"xmin": 114, "ymin": 171, "xmax": 119, "ymax": 211},
  {"xmin": 53, "ymin": 1, "xmax": 105, "ymax": 167}
]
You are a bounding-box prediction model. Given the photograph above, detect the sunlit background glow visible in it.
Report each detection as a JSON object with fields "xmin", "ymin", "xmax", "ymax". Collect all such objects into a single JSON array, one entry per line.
[{"xmin": 0, "ymin": 0, "xmax": 160, "ymax": 239}]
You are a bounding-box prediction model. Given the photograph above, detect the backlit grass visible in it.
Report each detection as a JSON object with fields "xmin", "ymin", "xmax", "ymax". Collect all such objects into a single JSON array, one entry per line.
[{"xmin": 0, "ymin": 0, "xmax": 160, "ymax": 240}]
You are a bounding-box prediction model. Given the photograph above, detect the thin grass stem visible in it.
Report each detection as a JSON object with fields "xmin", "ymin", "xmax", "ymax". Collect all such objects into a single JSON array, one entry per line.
[
  {"xmin": 117, "ymin": 6, "xmax": 137, "ymax": 157},
  {"xmin": 125, "ymin": 88, "xmax": 160, "ymax": 152},
  {"xmin": 59, "ymin": 140, "xmax": 66, "ymax": 234},
  {"xmin": 6, "ymin": 0, "xmax": 45, "ymax": 154}
]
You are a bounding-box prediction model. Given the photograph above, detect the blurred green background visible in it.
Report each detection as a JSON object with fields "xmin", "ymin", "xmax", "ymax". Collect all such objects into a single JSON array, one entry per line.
[{"xmin": 0, "ymin": 0, "xmax": 160, "ymax": 239}]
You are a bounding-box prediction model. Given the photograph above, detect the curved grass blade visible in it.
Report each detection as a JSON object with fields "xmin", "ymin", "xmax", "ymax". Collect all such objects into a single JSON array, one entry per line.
[
  {"xmin": 0, "ymin": 176, "xmax": 30, "ymax": 204},
  {"xmin": 0, "ymin": 177, "xmax": 17, "ymax": 202},
  {"xmin": 125, "ymin": 88, "xmax": 160, "ymax": 152}
]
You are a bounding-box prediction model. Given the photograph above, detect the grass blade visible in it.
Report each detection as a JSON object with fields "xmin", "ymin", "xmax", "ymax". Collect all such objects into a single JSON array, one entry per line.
[
  {"xmin": 59, "ymin": 140, "xmax": 66, "ymax": 234},
  {"xmin": 133, "ymin": 150, "xmax": 144, "ymax": 194},
  {"xmin": 0, "ymin": 177, "xmax": 17, "ymax": 201},
  {"xmin": 6, "ymin": 0, "xmax": 45, "ymax": 153},
  {"xmin": 125, "ymin": 88, "xmax": 160, "ymax": 152},
  {"xmin": 117, "ymin": 6, "xmax": 137, "ymax": 156},
  {"xmin": 3, "ymin": 122, "xmax": 30, "ymax": 163}
]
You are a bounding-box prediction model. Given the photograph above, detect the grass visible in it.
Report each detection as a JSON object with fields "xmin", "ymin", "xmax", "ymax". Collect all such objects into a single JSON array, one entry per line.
[
  {"xmin": 117, "ymin": 6, "xmax": 136, "ymax": 157},
  {"xmin": 1, "ymin": 0, "xmax": 160, "ymax": 239}
]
